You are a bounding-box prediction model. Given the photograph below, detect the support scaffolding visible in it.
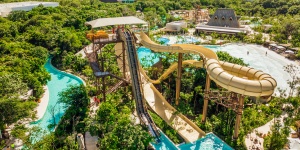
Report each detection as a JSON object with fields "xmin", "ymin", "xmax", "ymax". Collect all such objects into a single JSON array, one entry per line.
[
  {"xmin": 175, "ymin": 53, "xmax": 183, "ymax": 105},
  {"xmin": 84, "ymin": 31, "xmax": 129, "ymax": 102},
  {"xmin": 201, "ymin": 81, "xmax": 246, "ymax": 139}
]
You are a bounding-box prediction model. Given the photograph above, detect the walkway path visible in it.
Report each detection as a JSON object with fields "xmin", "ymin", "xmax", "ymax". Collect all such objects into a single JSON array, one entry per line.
[
  {"xmin": 84, "ymin": 98, "xmax": 99, "ymax": 149},
  {"xmin": 85, "ymin": 132, "xmax": 98, "ymax": 150}
]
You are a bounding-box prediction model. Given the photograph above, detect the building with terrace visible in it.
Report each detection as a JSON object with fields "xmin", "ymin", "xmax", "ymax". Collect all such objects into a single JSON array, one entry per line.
[
  {"xmin": 169, "ymin": 8, "xmax": 210, "ymax": 24},
  {"xmin": 162, "ymin": 21, "xmax": 187, "ymax": 32},
  {"xmin": 0, "ymin": 1, "xmax": 59, "ymax": 17}
]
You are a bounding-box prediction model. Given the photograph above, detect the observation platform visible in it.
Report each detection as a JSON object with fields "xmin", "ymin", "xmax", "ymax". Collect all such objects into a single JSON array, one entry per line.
[{"xmin": 86, "ymin": 32, "xmax": 122, "ymax": 44}]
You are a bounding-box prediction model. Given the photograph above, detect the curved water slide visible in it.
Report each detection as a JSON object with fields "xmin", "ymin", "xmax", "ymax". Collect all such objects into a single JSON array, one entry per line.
[
  {"xmin": 115, "ymin": 34, "xmax": 206, "ymax": 142},
  {"xmin": 115, "ymin": 42, "xmax": 206, "ymax": 142},
  {"xmin": 140, "ymin": 60, "xmax": 203, "ymax": 84},
  {"xmin": 140, "ymin": 32, "xmax": 277, "ymax": 97}
]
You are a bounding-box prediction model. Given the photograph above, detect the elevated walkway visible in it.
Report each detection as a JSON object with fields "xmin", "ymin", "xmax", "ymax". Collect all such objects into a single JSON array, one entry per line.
[{"xmin": 84, "ymin": 50, "xmax": 109, "ymax": 77}]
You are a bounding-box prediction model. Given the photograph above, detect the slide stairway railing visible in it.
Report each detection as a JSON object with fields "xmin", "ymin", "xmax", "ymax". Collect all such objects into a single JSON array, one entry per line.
[
  {"xmin": 106, "ymin": 80, "xmax": 124, "ymax": 94},
  {"xmin": 120, "ymin": 29, "xmax": 161, "ymax": 143}
]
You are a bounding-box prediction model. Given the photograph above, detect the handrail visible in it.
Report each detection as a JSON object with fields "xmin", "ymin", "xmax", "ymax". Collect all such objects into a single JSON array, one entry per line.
[
  {"xmin": 106, "ymin": 80, "xmax": 124, "ymax": 94},
  {"xmin": 119, "ymin": 29, "xmax": 161, "ymax": 142}
]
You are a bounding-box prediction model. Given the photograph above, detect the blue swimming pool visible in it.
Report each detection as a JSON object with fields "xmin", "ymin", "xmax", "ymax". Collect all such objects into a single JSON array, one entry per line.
[
  {"xmin": 137, "ymin": 47, "xmax": 160, "ymax": 66},
  {"xmin": 31, "ymin": 59, "xmax": 83, "ymax": 132},
  {"xmin": 178, "ymin": 133, "xmax": 233, "ymax": 150},
  {"xmin": 151, "ymin": 131, "xmax": 179, "ymax": 150},
  {"xmin": 152, "ymin": 131, "xmax": 233, "ymax": 150},
  {"xmin": 158, "ymin": 37, "xmax": 170, "ymax": 45},
  {"xmin": 157, "ymin": 36, "xmax": 199, "ymax": 45},
  {"xmin": 177, "ymin": 37, "xmax": 199, "ymax": 44}
]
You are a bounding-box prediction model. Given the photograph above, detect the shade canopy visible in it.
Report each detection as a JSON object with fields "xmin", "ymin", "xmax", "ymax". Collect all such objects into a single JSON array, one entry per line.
[{"xmin": 85, "ymin": 16, "xmax": 147, "ymax": 28}]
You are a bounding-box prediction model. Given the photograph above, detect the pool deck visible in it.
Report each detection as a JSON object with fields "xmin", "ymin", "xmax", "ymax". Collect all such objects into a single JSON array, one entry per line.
[{"xmin": 36, "ymin": 85, "xmax": 50, "ymax": 120}]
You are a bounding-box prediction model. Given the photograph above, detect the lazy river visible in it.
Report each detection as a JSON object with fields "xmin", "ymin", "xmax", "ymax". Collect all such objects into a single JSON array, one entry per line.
[{"xmin": 31, "ymin": 59, "xmax": 83, "ymax": 132}]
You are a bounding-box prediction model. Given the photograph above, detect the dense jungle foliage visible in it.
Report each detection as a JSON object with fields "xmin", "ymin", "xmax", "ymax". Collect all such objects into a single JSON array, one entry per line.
[{"xmin": 1, "ymin": 0, "xmax": 300, "ymax": 149}]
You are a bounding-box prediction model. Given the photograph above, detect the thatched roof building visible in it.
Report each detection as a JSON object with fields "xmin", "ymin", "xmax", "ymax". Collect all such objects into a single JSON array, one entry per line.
[
  {"xmin": 195, "ymin": 8, "xmax": 247, "ymax": 35},
  {"xmin": 207, "ymin": 8, "xmax": 241, "ymax": 28}
]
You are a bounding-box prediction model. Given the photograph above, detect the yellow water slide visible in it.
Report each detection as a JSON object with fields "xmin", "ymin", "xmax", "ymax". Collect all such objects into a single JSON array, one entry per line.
[
  {"xmin": 140, "ymin": 32, "xmax": 277, "ymax": 97},
  {"xmin": 140, "ymin": 60, "xmax": 203, "ymax": 84},
  {"xmin": 114, "ymin": 42, "xmax": 206, "ymax": 142}
]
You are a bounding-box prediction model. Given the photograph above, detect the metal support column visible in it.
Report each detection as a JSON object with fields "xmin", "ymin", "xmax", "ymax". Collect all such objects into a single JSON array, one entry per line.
[
  {"xmin": 201, "ymin": 74, "xmax": 211, "ymax": 122},
  {"xmin": 233, "ymin": 94, "xmax": 244, "ymax": 139},
  {"xmin": 95, "ymin": 78, "xmax": 98, "ymax": 95},
  {"xmin": 122, "ymin": 42, "xmax": 126, "ymax": 79},
  {"xmin": 175, "ymin": 53, "xmax": 183, "ymax": 105},
  {"xmin": 100, "ymin": 50, "xmax": 106, "ymax": 102}
]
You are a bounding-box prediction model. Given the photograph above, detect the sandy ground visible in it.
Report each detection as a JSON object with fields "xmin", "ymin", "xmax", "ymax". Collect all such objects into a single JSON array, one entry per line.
[{"xmin": 36, "ymin": 86, "xmax": 50, "ymax": 120}]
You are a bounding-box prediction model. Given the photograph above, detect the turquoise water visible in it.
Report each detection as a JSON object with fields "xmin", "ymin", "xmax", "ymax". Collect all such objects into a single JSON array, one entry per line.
[
  {"xmin": 137, "ymin": 45, "xmax": 210, "ymax": 66},
  {"xmin": 177, "ymin": 37, "xmax": 199, "ymax": 44},
  {"xmin": 203, "ymin": 45, "xmax": 220, "ymax": 49},
  {"xmin": 31, "ymin": 59, "xmax": 83, "ymax": 132},
  {"xmin": 158, "ymin": 37, "xmax": 170, "ymax": 45},
  {"xmin": 152, "ymin": 131, "xmax": 179, "ymax": 150},
  {"xmin": 158, "ymin": 36, "xmax": 199, "ymax": 44},
  {"xmin": 137, "ymin": 47, "xmax": 160, "ymax": 66},
  {"xmin": 178, "ymin": 133, "xmax": 233, "ymax": 150},
  {"xmin": 152, "ymin": 132, "xmax": 233, "ymax": 150}
]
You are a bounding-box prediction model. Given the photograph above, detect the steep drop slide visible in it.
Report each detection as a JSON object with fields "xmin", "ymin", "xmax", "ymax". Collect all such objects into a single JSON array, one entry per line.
[
  {"xmin": 116, "ymin": 30, "xmax": 206, "ymax": 142},
  {"xmin": 119, "ymin": 30, "xmax": 161, "ymax": 142}
]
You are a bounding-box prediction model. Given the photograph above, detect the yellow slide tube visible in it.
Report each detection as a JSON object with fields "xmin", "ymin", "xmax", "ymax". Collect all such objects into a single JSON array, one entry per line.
[{"xmin": 140, "ymin": 32, "xmax": 277, "ymax": 97}]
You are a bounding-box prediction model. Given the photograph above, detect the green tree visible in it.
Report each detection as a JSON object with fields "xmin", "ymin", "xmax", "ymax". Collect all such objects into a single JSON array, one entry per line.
[
  {"xmin": 56, "ymin": 84, "xmax": 89, "ymax": 135},
  {"xmin": 264, "ymin": 120, "xmax": 290, "ymax": 150},
  {"xmin": 217, "ymin": 51, "xmax": 248, "ymax": 66},
  {"xmin": 283, "ymin": 64, "xmax": 300, "ymax": 97},
  {"xmin": 58, "ymin": 84, "xmax": 89, "ymax": 110}
]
